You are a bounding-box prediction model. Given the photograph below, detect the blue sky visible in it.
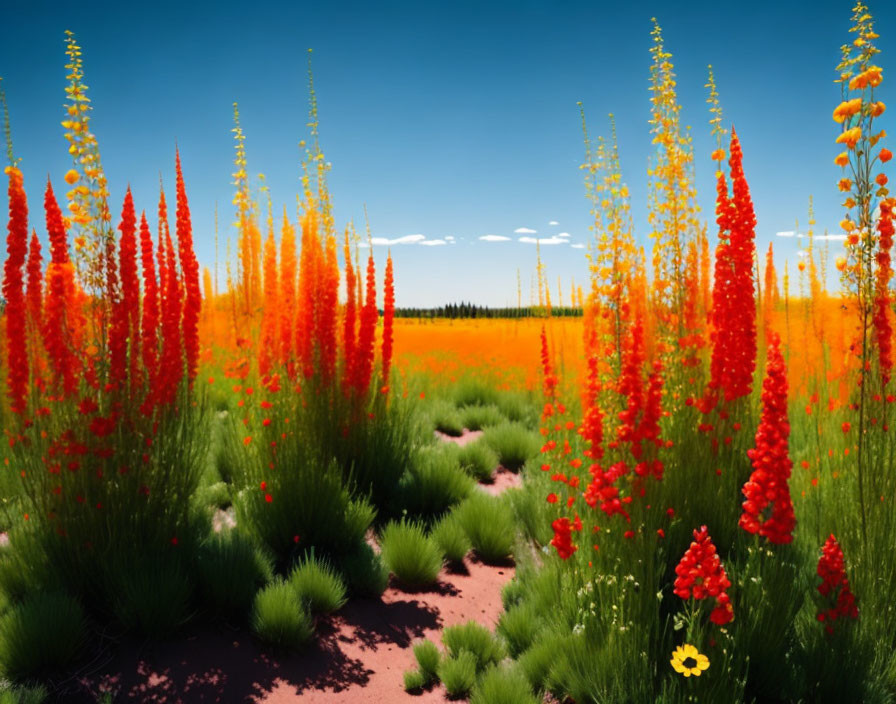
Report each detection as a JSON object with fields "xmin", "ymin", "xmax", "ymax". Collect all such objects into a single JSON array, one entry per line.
[{"xmin": 1, "ymin": 0, "xmax": 893, "ymax": 306}]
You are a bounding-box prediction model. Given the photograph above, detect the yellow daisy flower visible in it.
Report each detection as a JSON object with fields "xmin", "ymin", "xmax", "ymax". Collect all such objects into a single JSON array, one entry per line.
[{"xmin": 670, "ymin": 644, "xmax": 710, "ymax": 678}]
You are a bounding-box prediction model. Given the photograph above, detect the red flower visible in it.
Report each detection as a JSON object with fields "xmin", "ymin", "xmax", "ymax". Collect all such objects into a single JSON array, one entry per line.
[
  {"xmin": 550, "ymin": 517, "xmax": 577, "ymax": 560},
  {"xmin": 89, "ymin": 415, "xmax": 117, "ymax": 438},
  {"xmin": 674, "ymin": 526, "xmax": 734, "ymax": 625},
  {"xmin": 3, "ymin": 166, "xmax": 30, "ymax": 413},
  {"xmin": 816, "ymin": 534, "xmax": 858, "ymax": 634},
  {"xmin": 873, "ymin": 199, "xmax": 895, "ymax": 384},
  {"xmin": 354, "ymin": 253, "xmax": 378, "ymax": 395},
  {"xmin": 381, "ymin": 253, "xmax": 395, "ymax": 385},
  {"xmin": 341, "ymin": 234, "xmax": 357, "ymax": 395},
  {"xmin": 739, "ymin": 333, "xmax": 796, "ymax": 544},
  {"xmin": 175, "ymin": 151, "xmax": 201, "ymax": 387}
]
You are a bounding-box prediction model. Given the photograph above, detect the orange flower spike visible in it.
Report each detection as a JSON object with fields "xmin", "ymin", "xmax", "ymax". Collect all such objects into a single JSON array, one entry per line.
[
  {"xmin": 175, "ymin": 150, "xmax": 201, "ymax": 386},
  {"xmin": 259, "ymin": 228, "xmax": 279, "ymax": 377},
  {"xmin": 3, "ymin": 166, "xmax": 30, "ymax": 413},
  {"xmin": 342, "ymin": 231, "xmax": 357, "ymax": 393},
  {"xmin": 381, "ymin": 252, "xmax": 395, "ymax": 387},
  {"xmin": 42, "ymin": 178, "xmax": 80, "ymax": 397},
  {"xmin": 157, "ymin": 208, "xmax": 183, "ymax": 407},
  {"xmin": 318, "ymin": 233, "xmax": 340, "ymax": 385},
  {"xmin": 157, "ymin": 185, "xmax": 169, "ymax": 315},
  {"xmin": 764, "ymin": 242, "xmax": 778, "ymax": 334},
  {"xmin": 296, "ymin": 207, "xmax": 320, "ymax": 380},
  {"xmin": 278, "ymin": 210, "xmax": 297, "ymax": 368}
]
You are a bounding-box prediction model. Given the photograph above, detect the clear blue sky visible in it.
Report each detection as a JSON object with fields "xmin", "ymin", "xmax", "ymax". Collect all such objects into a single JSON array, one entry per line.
[{"xmin": 1, "ymin": 0, "xmax": 893, "ymax": 307}]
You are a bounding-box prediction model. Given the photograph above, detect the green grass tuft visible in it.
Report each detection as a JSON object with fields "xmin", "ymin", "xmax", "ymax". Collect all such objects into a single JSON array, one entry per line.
[
  {"xmin": 438, "ymin": 650, "xmax": 478, "ymax": 698},
  {"xmin": 430, "ymin": 513, "xmax": 471, "ymax": 564},
  {"xmin": 401, "ymin": 448, "xmax": 474, "ymax": 520},
  {"xmin": 339, "ymin": 542, "xmax": 389, "ymax": 598},
  {"xmin": 403, "ymin": 668, "xmax": 426, "ymax": 692},
  {"xmin": 460, "ymin": 404, "xmax": 505, "ymax": 431},
  {"xmin": 250, "ymin": 581, "xmax": 314, "ymax": 650},
  {"xmin": 288, "ymin": 553, "xmax": 348, "ymax": 615},
  {"xmin": 470, "ymin": 664, "xmax": 539, "ymax": 704},
  {"xmin": 457, "ymin": 441, "xmax": 500, "ymax": 482},
  {"xmin": 442, "ymin": 621, "xmax": 505, "ymax": 672},
  {"xmin": 0, "ymin": 591, "xmax": 87, "ymax": 680},
  {"xmin": 482, "ymin": 422, "xmax": 540, "ymax": 471},
  {"xmin": 413, "ymin": 639, "xmax": 442, "ymax": 684},
  {"xmin": 455, "ymin": 493, "xmax": 516, "ymax": 563},
  {"xmin": 197, "ymin": 530, "xmax": 274, "ymax": 616},
  {"xmin": 380, "ymin": 519, "xmax": 443, "ymax": 588}
]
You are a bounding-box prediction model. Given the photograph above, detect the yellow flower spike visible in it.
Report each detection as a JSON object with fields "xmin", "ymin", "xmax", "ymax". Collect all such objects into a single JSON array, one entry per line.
[{"xmin": 671, "ymin": 644, "xmax": 710, "ymax": 678}]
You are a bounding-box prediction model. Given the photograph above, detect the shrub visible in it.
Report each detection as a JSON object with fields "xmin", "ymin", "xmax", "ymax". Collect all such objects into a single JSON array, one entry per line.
[
  {"xmin": 442, "ymin": 621, "xmax": 505, "ymax": 672},
  {"xmin": 497, "ymin": 602, "xmax": 541, "ymax": 657},
  {"xmin": 470, "ymin": 664, "xmax": 539, "ymax": 704},
  {"xmin": 195, "ymin": 481, "xmax": 231, "ymax": 510},
  {"xmin": 197, "ymin": 530, "xmax": 274, "ymax": 616},
  {"xmin": 403, "ymin": 668, "xmax": 426, "ymax": 692},
  {"xmin": 501, "ymin": 578, "xmax": 524, "ymax": 610},
  {"xmin": 400, "ymin": 448, "xmax": 473, "ymax": 520},
  {"xmin": 438, "ymin": 651, "xmax": 478, "ymax": 698},
  {"xmin": 0, "ymin": 591, "xmax": 86, "ymax": 680},
  {"xmin": 413, "ymin": 638, "xmax": 442, "ymax": 684},
  {"xmin": 339, "ymin": 542, "xmax": 389, "ymax": 598},
  {"xmin": 232, "ymin": 434, "xmax": 374, "ymax": 563},
  {"xmin": 517, "ymin": 633, "xmax": 564, "ymax": 692},
  {"xmin": 0, "ymin": 531, "xmax": 61, "ymax": 603},
  {"xmin": 495, "ymin": 393, "xmax": 538, "ymax": 427},
  {"xmin": 429, "ymin": 399, "xmax": 465, "ymax": 436},
  {"xmin": 430, "ymin": 514, "xmax": 471, "ymax": 564},
  {"xmin": 0, "ymin": 684, "xmax": 49, "ymax": 704},
  {"xmin": 380, "ymin": 520, "xmax": 443, "ymax": 588},
  {"xmin": 460, "ymin": 404, "xmax": 505, "ymax": 431},
  {"xmin": 503, "ymin": 486, "xmax": 552, "ymax": 545},
  {"xmin": 453, "ymin": 379, "xmax": 502, "ymax": 408},
  {"xmin": 457, "ymin": 441, "xmax": 499, "ymax": 482},
  {"xmin": 288, "ymin": 553, "xmax": 348, "ymax": 615},
  {"xmin": 455, "ymin": 493, "xmax": 516, "ymax": 563},
  {"xmin": 111, "ymin": 552, "xmax": 194, "ymax": 637},
  {"xmin": 482, "ymin": 423, "xmax": 539, "ymax": 471},
  {"xmin": 250, "ymin": 581, "xmax": 313, "ymax": 650}
]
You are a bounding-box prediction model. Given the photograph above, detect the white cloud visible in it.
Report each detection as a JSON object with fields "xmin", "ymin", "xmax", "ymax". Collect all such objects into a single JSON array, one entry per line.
[
  {"xmin": 368, "ymin": 234, "xmax": 427, "ymax": 246},
  {"xmin": 445, "ymin": 235, "xmax": 455, "ymax": 241},
  {"xmin": 549, "ymin": 220, "xmax": 559, "ymax": 226},
  {"xmin": 776, "ymin": 230, "xmax": 846, "ymax": 241},
  {"xmin": 479, "ymin": 235, "xmax": 511, "ymax": 242},
  {"xmin": 557, "ymin": 232, "xmax": 571, "ymax": 238},
  {"xmin": 570, "ymin": 243, "xmax": 586, "ymax": 249},
  {"xmin": 514, "ymin": 227, "xmax": 537, "ymax": 234},
  {"xmin": 419, "ymin": 239, "xmax": 447, "ymax": 246},
  {"xmin": 358, "ymin": 241, "xmax": 370, "ymax": 248},
  {"xmin": 519, "ymin": 236, "xmax": 567, "ymax": 245}
]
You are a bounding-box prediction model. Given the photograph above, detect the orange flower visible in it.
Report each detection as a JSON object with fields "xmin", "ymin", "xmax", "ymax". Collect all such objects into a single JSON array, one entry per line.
[
  {"xmin": 836, "ymin": 127, "xmax": 862, "ymax": 149},
  {"xmin": 871, "ymin": 101, "xmax": 886, "ymax": 118},
  {"xmin": 710, "ymin": 148, "xmax": 726, "ymax": 161},
  {"xmin": 835, "ymin": 256, "xmax": 848, "ymax": 272},
  {"xmin": 832, "ymin": 98, "xmax": 863, "ymax": 123},
  {"xmin": 848, "ymin": 232, "xmax": 860, "ymax": 245},
  {"xmin": 838, "ymin": 178, "xmax": 853, "ymax": 192},
  {"xmin": 881, "ymin": 148, "xmax": 893, "ymax": 163},
  {"xmin": 63, "ymin": 169, "xmax": 80, "ymax": 184},
  {"xmin": 877, "ymin": 173, "xmax": 889, "ymax": 186},
  {"xmin": 834, "ymin": 152, "xmax": 850, "ymax": 167}
]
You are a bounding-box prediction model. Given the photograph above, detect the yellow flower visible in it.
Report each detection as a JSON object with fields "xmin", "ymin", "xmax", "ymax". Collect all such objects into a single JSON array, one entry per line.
[
  {"xmin": 833, "ymin": 98, "xmax": 863, "ymax": 123},
  {"xmin": 64, "ymin": 169, "xmax": 80, "ymax": 185},
  {"xmin": 872, "ymin": 102, "xmax": 886, "ymax": 118},
  {"xmin": 834, "ymin": 152, "xmax": 850, "ymax": 167},
  {"xmin": 836, "ymin": 255, "xmax": 848, "ymax": 272},
  {"xmin": 670, "ymin": 644, "xmax": 710, "ymax": 677}
]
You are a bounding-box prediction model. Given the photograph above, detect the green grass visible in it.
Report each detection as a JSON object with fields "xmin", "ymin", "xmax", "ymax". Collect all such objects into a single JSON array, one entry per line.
[
  {"xmin": 0, "ymin": 591, "xmax": 86, "ymax": 680},
  {"xmin": 497, "ymin": 601, "xmax": 542, "ymax": 657},
  {"xmin": 111, "ymin": 553, "xmax": 194, "ymax": 637},
  {"xmin": 0, "ymin": 684, "xmax": 49, "ymax": 704},
  {"xmin": 380, "ymin": 519, "xmax": 443, "ymax": 588},
  {"xmin": 460, "ymin": 404, "xmax": 505, "ymax": 431},
  {"xmin": 438, "ymin": 650, "xmax": 478, "ymax": 698},
  {"xmin": 470, "ymin": 664, "xmax": 540, "ymax": 704},
  {"xmin": 413, "ymin": 639, "xmax": 442, "ymax": 684},
  {"xmin": 429, "ymin": 399, "xmax": 465, "ymax": 436},
  {"xmin": 482, "ymin": 422, "xmax": 540, "ymax": 471},
  {"xmin": 442, "ymin": 621, "xmax": 505, "ymax": 672},
  {"xmin": 197, "ymin": 529, "xmax": 274, "ymax": 616},
  {"xmin": 250, "ymin": 581, "xmax": 314, "ymax": 650},
  {"xmin": 400, "ymin": 447, "xmax": 474, "ymax": 520},
  {"xmin": 339, "ymin": 542, "xmax": 389, "ymax": 598},
  {"xmin": 453, "ymin": 379, "xmax": 502, "ymax": 408},
  {"xmin": 403, "ymin": 668, "xmax": 426, "ymax": 692},
  {"xmin": 430, "ymin": 513, "xmax": 472, "ymax": 564},
  {"xmin": 288, "ymin": 553, "xmax": 348, "ymax": 615},
  {"xmin": 455, "ymin": 493, "xmax": 516, "ymax": 563},
  {"xmin": 457, "ymin": 441, "xmax": 500, "ymax": 482}
]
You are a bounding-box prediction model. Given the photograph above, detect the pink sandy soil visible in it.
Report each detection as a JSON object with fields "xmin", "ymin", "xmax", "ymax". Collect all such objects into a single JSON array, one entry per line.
[
  {"xmin": 435, "ymin": 428, "xmax": 523, "ymax": 494},
  {"xmin": 76, "ymin": 557, "xmax": 513, "ymax": 703},
  {"xmin": 71, "ymin": 428, "xmax": 521, "ymax": 702}
]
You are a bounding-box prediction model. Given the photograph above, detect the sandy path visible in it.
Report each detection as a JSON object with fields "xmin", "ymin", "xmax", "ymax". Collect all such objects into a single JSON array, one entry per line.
[{"xmin": 71, "ymin": 428, "xmax": 522, "ymax": 702}]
